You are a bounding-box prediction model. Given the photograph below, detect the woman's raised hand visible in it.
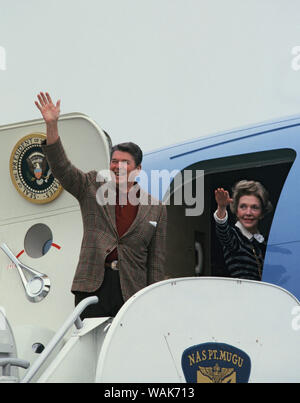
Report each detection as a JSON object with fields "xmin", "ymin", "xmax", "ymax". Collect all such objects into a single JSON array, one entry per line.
[{"xmin": 215, "ymin": 188, "xmax": 233, "ymax": 209}]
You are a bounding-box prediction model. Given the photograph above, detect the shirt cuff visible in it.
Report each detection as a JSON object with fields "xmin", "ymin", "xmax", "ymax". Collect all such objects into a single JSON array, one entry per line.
[{"xmin": 214, "ymin": 210, "xmax": 228, "ymax": 224}]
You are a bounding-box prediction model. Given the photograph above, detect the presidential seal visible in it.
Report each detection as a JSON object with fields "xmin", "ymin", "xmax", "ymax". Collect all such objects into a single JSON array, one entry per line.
[{"xmin": 10, "ymin": 133, "xmax": 63, "ymax": 204}]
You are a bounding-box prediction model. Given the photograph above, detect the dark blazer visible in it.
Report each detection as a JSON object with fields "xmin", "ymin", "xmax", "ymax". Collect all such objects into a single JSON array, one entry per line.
[{"xmin": 42, "ymin": 138, "xmax": 167, "ymax": 301}]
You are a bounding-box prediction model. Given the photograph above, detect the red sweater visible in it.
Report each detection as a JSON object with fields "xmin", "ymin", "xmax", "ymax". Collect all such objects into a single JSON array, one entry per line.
[{"xmin": 106, "ymin": 190, "xmax": 139, "ymax": 262}]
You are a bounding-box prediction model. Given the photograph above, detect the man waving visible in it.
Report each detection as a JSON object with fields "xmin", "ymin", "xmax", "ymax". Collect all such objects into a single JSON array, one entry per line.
[{"xmin": 35, "ymin": 92, "xmax": 167, "ymax": 318}]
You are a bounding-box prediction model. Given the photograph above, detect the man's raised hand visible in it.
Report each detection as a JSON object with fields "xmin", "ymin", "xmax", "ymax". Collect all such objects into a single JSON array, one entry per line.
[{"xmin": 35, "ymin": 92, "xmax": 61, "ymax": 124}]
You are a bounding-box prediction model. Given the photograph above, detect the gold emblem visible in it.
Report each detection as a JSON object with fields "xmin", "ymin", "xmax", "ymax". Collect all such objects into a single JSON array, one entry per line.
[
  {"xmin": 10, "ymin": 133, "xmax": 63, "ymax": 204},
  {"xmin": 197, "ymin": 363, "xmax": 236, "ymax": 383}
]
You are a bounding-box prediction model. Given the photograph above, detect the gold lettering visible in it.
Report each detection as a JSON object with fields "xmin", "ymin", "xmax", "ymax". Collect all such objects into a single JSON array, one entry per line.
[
  {"xmin": 232, "ymin": 354, "xmax": 238, "ymax": 365},
  {"xmin": 188, "ymin": 354, "xmax": 195, "ymax": 366},
  {"xmin": 208, "ymin": 350, "xmax": 218, "ymax": 360},
  {"xmin": 196, "ymin": 351, "xmax": 202, "ymax": 363},
  {"xmin": 218, "ymin": 350, "xmax": 244, "ymax": 367},
  {"xmin": 219, "ymin": 350, "xmax": 226, "ymax": 361}
]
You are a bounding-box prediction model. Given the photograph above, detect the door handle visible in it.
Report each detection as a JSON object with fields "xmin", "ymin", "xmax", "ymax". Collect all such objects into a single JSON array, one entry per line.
[{"xmin": 0, "ymin": 243, "xmax": 50, "ymax": 303}]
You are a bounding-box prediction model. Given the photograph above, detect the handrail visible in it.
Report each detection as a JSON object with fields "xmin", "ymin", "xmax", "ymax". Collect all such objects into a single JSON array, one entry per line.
[
  {"xmin": 0, "ymin": 358, "xmax": 30, "ymax": 376},
  {"xmin": 21, "ymin": 296, "xmax": 98, "ymax": 383}
]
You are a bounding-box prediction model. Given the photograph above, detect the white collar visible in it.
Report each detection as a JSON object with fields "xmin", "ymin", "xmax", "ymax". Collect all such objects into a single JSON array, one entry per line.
[{"xmin": 235, "ymin": 221, "xmax": 264, "ymax": 243}]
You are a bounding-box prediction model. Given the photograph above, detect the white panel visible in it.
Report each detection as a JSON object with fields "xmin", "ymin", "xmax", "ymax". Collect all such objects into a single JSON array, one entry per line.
[
  {"xmin": 96, "ymin": 277, "xmax": 300, "ymax": 383},
  {"xmin": 0, "ymin": 114, "xmax": 110, "ymax": 332}
]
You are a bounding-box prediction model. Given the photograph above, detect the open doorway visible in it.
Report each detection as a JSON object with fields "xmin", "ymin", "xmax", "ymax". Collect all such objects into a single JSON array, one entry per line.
[{"xmin": 164, "ymin": 148, "xmax": 296, "ymax": 280}]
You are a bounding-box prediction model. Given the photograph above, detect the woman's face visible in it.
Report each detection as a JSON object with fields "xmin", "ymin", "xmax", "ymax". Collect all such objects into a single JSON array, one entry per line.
[{"xmin": 236, "ymin": 195, "xmax": 263, "ymax": 234}]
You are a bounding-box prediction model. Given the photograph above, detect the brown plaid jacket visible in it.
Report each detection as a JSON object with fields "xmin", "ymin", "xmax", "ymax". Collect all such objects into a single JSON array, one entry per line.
[{"xmin": 42, "ymin": 138, "xmax": 167, "ymax": 301}]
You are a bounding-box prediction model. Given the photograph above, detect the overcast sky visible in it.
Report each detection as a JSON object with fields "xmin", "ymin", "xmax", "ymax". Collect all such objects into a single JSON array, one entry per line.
[{"xmin": 1, "ymin": 0, "xmax": 300, "ymax": 152}]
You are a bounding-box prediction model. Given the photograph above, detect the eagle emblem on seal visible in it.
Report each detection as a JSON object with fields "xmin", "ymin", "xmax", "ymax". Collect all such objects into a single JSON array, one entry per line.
[{"xmin": 26, "ymin": 151, "xmax": 52, "ymax": 185}]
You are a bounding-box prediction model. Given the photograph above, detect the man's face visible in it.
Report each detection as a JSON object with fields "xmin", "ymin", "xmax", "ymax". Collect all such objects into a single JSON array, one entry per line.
[{"xmin": 110, "ymin": 150, "xmax": 141, "ymax": 189}]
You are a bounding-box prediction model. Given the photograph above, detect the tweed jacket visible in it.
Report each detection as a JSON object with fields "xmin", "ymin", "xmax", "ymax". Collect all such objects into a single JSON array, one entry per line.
[{"xmin": 42, "ymin": 138, "xmax": 167, "ymax": 301}]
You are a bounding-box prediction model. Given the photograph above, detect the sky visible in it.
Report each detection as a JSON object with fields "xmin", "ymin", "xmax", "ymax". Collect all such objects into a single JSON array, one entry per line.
[{"xmin": 1, "ymin": 0, "xmax": 300, "ymax": 152}]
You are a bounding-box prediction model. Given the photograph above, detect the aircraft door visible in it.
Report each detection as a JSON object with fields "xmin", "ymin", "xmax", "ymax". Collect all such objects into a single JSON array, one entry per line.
[{"xmin": 0, "ymin": 113, "xmax": 111, "ymax": 331}]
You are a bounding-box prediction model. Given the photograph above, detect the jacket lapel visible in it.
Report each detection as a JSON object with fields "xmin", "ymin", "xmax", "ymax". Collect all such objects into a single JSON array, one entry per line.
[
  {"xmin": 105, "ymin": 203, "xmax": 118, "ymax": 235},
  {"xmin": 100, "ymin": 183, "xmax": 118, "ymax": 235},
  {"xmin": 120, "ymin": 186, "xmax": 152, "ymax": 238}
]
